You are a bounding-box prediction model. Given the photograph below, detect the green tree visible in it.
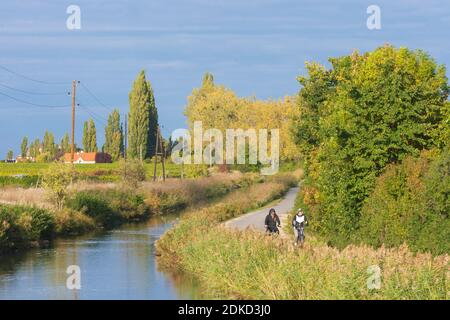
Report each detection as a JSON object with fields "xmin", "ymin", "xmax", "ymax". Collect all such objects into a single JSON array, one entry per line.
[
  {"xmin": 29, "ymin": 139, "xmax": 41, "ymax": 158},
  {"xmin": 83, "ymin": 121, "xmax": 90, "ymax": 152},
  {"xmin": 82, "ymin": 119, "xmax": 97, "ymax": 152},
  {"xmin": 43, "ymin": 130, "xmax": 56, "ymax": 160},
  {"xmin": 293, "ymin": 46, "xmax": 449, "ymax": 247},
  {"xmin": 128, "ymin": 70, "xmax": 158, "ymax": 160},
  {"xmin": 21, "ymin": 137, "xmax": 28, "ymax": 158},
  {"xmin": 89, "ymin": 119, "xmax": 97, "ymax": 152},
  {"xmin": 41, "ymin": 163, "xmax": 75, "ymax": 210},
  {"xmin": 104, "ymin": 109, "xmax": 124, "ymax": 161},
  {"xmin": 60, "ymin": 133, "xmax": 70, "ymax": 154},
  {"xmin": 6, "ymin": 149, "xmax": 13, "ymax": 161}
]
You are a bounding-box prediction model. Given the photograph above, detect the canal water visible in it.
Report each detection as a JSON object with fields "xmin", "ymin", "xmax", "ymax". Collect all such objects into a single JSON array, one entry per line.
[{"xmin": 0, "ymin": 214, "xmax": 200, "ymax": 299}]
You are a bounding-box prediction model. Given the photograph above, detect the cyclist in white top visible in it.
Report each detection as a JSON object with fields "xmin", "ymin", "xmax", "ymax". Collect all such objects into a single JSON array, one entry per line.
[{"xmin": 292, "ymin": 209, "xmax": 308, "ymax": 247}]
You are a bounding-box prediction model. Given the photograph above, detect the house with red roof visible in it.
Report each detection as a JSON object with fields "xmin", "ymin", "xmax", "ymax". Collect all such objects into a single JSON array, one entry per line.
[{"xmin": 63, "ymin": 151, "xmax": 112, "ymax": 164}]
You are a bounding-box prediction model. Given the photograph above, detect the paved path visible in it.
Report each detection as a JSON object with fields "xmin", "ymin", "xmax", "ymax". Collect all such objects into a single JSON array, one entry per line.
[{"xmin": 225, "ymin": 187, "xmax": 299, "ymax": 236}]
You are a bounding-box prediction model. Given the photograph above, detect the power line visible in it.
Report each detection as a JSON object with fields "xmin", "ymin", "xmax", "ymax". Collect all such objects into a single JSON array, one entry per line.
[
  {"xmin": 0, "ymin": 90, "xmax": 70, "ymax": 108},
  {"xmin": 79, "ymin": 82, "xmax": 115, "ymax": 113},
  {"xmin": 0, "ymin": 81, "xmax": 68, "ymax": 96},
  {"xmin": 0, "ymin": 64, "xmax": 68, "ymax": 85},
  {"xmin": 77, "ymin": 99, "xmax": 108, "ymax": 125}
]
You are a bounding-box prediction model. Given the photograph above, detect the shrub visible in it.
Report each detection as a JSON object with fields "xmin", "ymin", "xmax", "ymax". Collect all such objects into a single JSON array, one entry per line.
[
  {"xmin": 358, "ymin": 149, "xmax": 449, "ymax": 255},
  {"xmin": 107, "ymin": 189, "xmax": 148, "ymax": 221},
  {"xmin": 67, "ymin": 189, "xmax": 148, "ymax": 226},
  {"xmin": 54, "ymin": 209, "xmax": 95, "ymax": 235},
  {"xmin": 41, "ymin": 163, "xmax": 75, "ymax": 209},
  {"xmin": 67, "ymin": 191, "xmax": 119, "ymax": 227},
  {"xmin": 0, "ymin": 204, "xmax": 55, "ymax": 250},
  {"xmin": 117, "ymin": 159, "xmax": 146, "ymax": 188},
  {"xmin": 184, "ymin": 164, "xmax": 209, "ymax": 178}
]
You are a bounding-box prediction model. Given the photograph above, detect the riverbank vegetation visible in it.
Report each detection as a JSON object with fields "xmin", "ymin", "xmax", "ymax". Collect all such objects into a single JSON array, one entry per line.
[
  {"xmin": 156, "ymin": 172, "xmax": 448, "ymax": 299},
  {"xmin": 0, "ymin": 168, "xmax": 258, "ymax": 252},
  {"xmin": 168, "ymin": 229, "xmax": 448, "ymax": 299},
  {"xmin": 156, "ymin": 173, "xmax": 299, "ymax": 261}
]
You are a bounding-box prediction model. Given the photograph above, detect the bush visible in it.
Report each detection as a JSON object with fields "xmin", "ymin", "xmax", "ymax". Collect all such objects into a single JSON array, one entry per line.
[
  {"xmin": 107, "ymin": 189, "xmax": 148, "ymax": 221},
  {"xmin": 67, "ymin": 189, "xmax": 148, "ymax": 227},
  {"xmin": 184, "ymin": 164, "xmax": 209, "ymax": 178},
  {"xmin": 66, "ymin": 191, "xmax": 119, "ymax": 227},
  {"xmin": 54, "ymin": 209, "xmax": 95, "ymax": 235},
  {"xmin": 41, "ymin": 163, "xmax": 75, "ymax": 209},
  {"xmin": 358, "ymin": 149, "xmax": 449, "ymax": 255},
  {"xmin": 117, "ymin": 159, "xmax": 146, "ymax": 188},
  {"xmin": 0, "ymin": 204, "xmax": 55, "ymax": 250}
]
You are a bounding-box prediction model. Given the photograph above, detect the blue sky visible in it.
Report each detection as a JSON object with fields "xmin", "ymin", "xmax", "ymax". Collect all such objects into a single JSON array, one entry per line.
[{"xmin": 0, "ymin": 0, "xmax": 449, "ymax": 158}]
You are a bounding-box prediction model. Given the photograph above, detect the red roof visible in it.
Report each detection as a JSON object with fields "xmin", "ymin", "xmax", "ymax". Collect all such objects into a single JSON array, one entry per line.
[{"xmin": 63, "ymin": 152, "xmax": 111, "ymax": 163}]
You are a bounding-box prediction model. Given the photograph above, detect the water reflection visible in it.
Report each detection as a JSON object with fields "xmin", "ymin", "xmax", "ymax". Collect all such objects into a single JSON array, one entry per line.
[{"xmin": 0, "ymin": 214, "xmax": 199, "ymax": 300}]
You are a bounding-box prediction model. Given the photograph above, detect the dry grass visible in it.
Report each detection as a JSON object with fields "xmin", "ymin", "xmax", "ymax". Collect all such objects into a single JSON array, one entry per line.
[
  {"xmin": 0, "ymin": 187, "xmax": 49, "ymax": 208},
  {"xmin": 177, "ymin": 228, "xmax": 449, "ymax": 299},
  {"xmin": 0, "ymin": 171, "xmax": 256, "ymax": 211}
]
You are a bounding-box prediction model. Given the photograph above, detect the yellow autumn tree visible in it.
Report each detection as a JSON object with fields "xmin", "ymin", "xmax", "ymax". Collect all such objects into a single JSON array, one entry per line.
[{"xmin": 184, "ymin": 73, "xmax": 300, "ymax": 162}]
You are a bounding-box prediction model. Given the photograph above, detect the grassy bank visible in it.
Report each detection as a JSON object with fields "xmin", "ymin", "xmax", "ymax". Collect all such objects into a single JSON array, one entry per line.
[
  {"xmin": 0, "ymin": 172, "xmax": 256, "ymax": 253},
  {"xmin": 156, "ymin": 174, "xmax": 448, "ymax": 300}
]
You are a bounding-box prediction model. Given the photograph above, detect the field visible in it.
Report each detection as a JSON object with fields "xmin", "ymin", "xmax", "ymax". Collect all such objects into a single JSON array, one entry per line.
[
  {"xmin": 0, "ymin": 162, "xmax": 187, "ymax": 187},
  {"xmin": 0, "ymin": 162, "xmax": 181, "ymax": 176}
]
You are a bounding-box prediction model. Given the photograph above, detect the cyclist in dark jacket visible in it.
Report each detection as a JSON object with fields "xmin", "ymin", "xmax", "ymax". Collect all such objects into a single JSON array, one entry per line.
[{"xmin": 265, "ymin": 208, "xmax": 281, "ymax": 234}]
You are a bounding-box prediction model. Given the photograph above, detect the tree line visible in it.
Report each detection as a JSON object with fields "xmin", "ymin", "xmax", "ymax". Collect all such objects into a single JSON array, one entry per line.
[
  {"xmin": 184, "ymin": 72, "xmax": 300, "ymax": 164},
  {"xmin": 9, "ymin": 70, "xmax": 161, "ymax": 162}
]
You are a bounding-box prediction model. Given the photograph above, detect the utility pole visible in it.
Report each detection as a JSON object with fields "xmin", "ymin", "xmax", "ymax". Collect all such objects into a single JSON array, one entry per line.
[
  {"xmin": 153, "ymin": 128, "xmax": 159, "ymax": 181},
  {"xmin": 153, "ymin": 125, "xmax": 166, "ymax": 182},
  {"xmin": 123, "ymin": 113, "xmax": 127, "ymax": 161},
  {"xmin": 71, "ymin": 80, "xmax": 77, "ymax": 164}
]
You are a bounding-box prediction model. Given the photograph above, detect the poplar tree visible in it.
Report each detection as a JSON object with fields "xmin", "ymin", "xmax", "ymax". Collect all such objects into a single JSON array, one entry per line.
[
  {"xmin": 6, "ymin": 150, "xmax": 13, "ymax": 161},
  {"xmin": 127, "ymin": 70, "xmax": 158, "ymax": 160},
  {"xmin": 89, "ymin": 119, "xmax": 98, "ymax": 152},
  {"xmin": 104, "ymin": 109, "xmax": 123, "ymax": 161},
  {"xmin": 82, "ymin": 119, "xmax": 97, "ymax": 152},
  {"xmin": 21, "ymin": 137, "xmax": 28, "ymax": 158},
  {"xmin": 43, "ymin": 130, "xmax": 56, "ymax": 160},
  {"xmin": 30, "ymin": 139, "xmax": 41, "ymax": 158},
  {"xmin": 83, "ymin": 121, "xmax": 89, "ymax": 152},
  {"xmin": 60, "ymin": 133, "xmax": 70, "ymax": 154}
]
